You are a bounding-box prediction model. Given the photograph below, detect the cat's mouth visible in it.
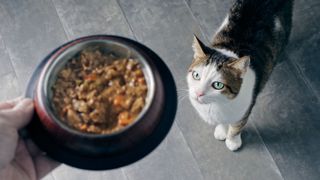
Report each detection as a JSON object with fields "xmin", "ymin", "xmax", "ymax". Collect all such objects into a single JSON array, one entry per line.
[
  {"xmin": 190, "ymin": 94, "xmax": 209, "ymax": 104},
  {"xmin": 196, "ymin": 96, "xmax": 206, "ymax": 104}
]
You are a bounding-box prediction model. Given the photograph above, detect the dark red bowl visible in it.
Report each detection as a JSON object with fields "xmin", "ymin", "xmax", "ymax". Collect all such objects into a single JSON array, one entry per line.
[{"xmin": 24, "ymin": 35, "xmax": 177, "ymax": 170}]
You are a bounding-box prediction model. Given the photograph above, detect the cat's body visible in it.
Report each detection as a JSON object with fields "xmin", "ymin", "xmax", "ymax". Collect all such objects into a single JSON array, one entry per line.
[{"xmin": 187, "ymin": 0, "xmax": 293, "ymax": 151}]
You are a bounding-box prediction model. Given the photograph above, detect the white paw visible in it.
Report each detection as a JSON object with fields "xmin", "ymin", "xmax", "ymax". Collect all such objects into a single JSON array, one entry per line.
[
  {"xmin": 214, "ymin": 124, "xmax": 227, "ymax": 141},
  {"xmin": 225, "ymin": 134, "xmax": 242, "ymax": 151}
]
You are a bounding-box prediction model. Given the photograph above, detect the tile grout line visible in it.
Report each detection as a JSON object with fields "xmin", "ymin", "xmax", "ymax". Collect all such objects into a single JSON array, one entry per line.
[
  {"xmin": 175, "ymin": 122, "xmax": 205, "ymax": 180},
  {"xmin": 0, "ymin": 45, "xmax": 22, "ymax": 96},
  {"xmin": 286, "ymin": 2, "xmax": 320, "ymax": 102},
  {"xmin": 0, "ymin": 5, "xmax": 21, "ymax": 95},
  {"xmin": 115, "ymin": 0, "xmax": 138, "ymax": 41},
  {"xmin": 182, "ymin": 0, "xmax": 210, "ymax": 44},
  {"xmin": 286, "ymin": 52, "xmax": 320, "ymax": 102},
  {"xmin": 50, "ymin": 171, "xmax": 57, "ymax": 180},
  {"xmin": 250, "ymin": 121, "xmax": 285, "ymax": 180},
  {"xmin": 183, "ymin": 0, "xmax": 286, "ymax": 179},
  {"xmin": 49, "ymin": 0, "xmax": 70, "ymax": 40},
  {"xmin": 121, "ymin": 168, "xmax": 130, "ymax": 180},
  {"xmin": 0, "ymin": 71, "xmax": 16, "ymax": 79},
  {"xmin": 0, "ymin": 40, "xmax": 19, "ymax": 87}
]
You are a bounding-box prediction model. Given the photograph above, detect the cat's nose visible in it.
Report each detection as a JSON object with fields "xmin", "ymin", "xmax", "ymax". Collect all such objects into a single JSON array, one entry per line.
[{"xmin": 196, "ymin": 91, "xmax": 204, "ymax": 97}]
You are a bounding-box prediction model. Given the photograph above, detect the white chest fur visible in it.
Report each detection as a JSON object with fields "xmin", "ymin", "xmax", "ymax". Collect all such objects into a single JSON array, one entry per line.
[{"xmin": 190, "ymin": 67, "xmax": 256, "ymax": 125}]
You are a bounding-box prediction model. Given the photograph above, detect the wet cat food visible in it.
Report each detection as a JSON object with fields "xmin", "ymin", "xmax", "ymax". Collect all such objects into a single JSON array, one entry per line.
[{"xmin": 52, "ymin": 48, "xmax": 148, "ymax": 134}]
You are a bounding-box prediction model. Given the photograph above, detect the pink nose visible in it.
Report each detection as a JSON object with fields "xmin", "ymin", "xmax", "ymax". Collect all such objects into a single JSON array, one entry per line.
[{"xmin": 196, "ymin": 91, "xmax": 204, "ymax": 97}]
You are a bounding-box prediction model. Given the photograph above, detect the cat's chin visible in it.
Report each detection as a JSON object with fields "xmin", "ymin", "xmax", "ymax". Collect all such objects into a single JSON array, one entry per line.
[
  {"xmin": 191, "ymin": 97, "xmax": 211, "ymax": 104},
  {"xmin": 198, "ymin": 100, "xmax": 211, "ymax": 105}
]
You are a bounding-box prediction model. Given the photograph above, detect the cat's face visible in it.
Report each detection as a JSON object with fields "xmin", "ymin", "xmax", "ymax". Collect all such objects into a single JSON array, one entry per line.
[{"xmin": 187, "ymin": 36, "xmax": 250, "ymax": 104}]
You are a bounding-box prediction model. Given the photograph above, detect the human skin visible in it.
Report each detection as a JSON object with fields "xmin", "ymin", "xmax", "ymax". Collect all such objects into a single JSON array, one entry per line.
[{"xmin": 0, "ymin": 97, "xmax": 59, "ymax": 180}]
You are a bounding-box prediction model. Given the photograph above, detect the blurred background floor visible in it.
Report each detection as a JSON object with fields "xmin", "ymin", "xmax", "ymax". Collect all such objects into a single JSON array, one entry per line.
[{"xmin": 0, "ymin": 0, "xmax": 319, "ymax": 179}]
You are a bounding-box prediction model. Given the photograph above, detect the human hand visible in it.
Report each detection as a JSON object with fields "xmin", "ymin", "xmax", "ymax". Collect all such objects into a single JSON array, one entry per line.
[{"xmin": 0, "ymin": 97, "xmax": 59, "ymax": 180}]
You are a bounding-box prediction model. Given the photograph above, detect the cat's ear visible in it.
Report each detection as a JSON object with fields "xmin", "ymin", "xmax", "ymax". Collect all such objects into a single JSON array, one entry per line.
[
  {"xmin": 192, "ymin": 35, "xmax": 208, "ymax": 59},
  {"xmin": 227, "ymin": 56, "xmax": 250, "ymax": 72}
]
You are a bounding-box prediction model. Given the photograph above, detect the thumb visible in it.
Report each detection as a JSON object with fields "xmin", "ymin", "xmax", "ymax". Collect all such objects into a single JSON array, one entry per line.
[{"xmin": 1, "ymin": 98, "xmax": 34, "ymax": 129}]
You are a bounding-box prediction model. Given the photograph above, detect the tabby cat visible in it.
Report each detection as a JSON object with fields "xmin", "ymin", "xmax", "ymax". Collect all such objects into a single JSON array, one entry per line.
[{"xmin": 187, "ymin": 0, "xmax": 293, "ymax": 151}]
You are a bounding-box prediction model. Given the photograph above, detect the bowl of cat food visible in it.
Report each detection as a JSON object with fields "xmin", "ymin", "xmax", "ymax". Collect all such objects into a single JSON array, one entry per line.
[{"xmin": 25, "ymin": 35, "xmax": 177, "ymax": 170}]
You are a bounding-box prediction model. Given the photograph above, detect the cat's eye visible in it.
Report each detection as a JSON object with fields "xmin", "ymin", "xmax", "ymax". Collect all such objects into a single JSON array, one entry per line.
[
  {"xmin": 192, "ymin": 71, "xmax": 201, "ymax": 80},
  {"xmin": 212, "ymin": 81, "xmax": 224, "ymax": 90}
]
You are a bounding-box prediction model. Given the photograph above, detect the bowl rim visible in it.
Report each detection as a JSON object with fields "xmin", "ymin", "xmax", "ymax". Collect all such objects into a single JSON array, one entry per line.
[{"xmin": 36, "ymin": 36, "xmax": 156, "ymax": 138}]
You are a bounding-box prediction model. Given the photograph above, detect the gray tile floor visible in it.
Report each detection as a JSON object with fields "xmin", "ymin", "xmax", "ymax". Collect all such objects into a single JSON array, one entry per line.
[{"xmin": 0, "ymin": 0, "xmax": 319, "ymax": 179}]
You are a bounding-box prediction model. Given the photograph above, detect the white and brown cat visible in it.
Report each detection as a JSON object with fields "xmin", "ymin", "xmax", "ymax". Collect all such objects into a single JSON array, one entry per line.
[{"xmin": 187, "ymin": 0, "xmax": 293, "ymax": 151}]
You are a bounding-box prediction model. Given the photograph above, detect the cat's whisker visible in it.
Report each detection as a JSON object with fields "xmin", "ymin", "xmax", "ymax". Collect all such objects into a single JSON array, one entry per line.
[
  {"xmin": 177, "ymin": 89, "xmax": 189, "ymax": 93},
  {"xmin": 177, "ymin": 87, "xmax": 189, "ymax": 91},
  {"xmin": 178, "ymin": 92, "xmax": 188, "ymax": 98},
  {"xmin": 177, "ymin": 88, "xmax": 189, "ymax": 101},
  {"xmin": 177, "ymin": 88, "xmax": 189, "ymax": 95},
  {"xmin": 178, "ymin": 94, "xmax": 188, "ymax": 103},
  {"xmin": 177, "ymin": 94, "xmax": 188, "ymax": 98}
]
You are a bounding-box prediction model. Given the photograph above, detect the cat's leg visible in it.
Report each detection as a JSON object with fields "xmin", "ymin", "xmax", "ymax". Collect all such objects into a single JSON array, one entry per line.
[
  {"xmin": 214, "ymin": 124, "xmax": 228, "ymax": 140},
  {"xmin": 225, "ymin": 118, "xmax": 248, "ymax": 151}
]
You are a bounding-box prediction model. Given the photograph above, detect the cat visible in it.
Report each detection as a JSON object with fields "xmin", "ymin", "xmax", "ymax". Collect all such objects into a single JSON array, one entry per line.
[{"xmin": 187, "ymin": 0, "xmax": 293, "ymax": 151}]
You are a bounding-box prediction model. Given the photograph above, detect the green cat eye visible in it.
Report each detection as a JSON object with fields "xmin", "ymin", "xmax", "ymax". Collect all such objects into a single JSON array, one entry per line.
[
  {"xmin": 212, "ymin": 81, "xmax": 224, "ymax": 90},
  {"xmin": 192, "ymin": 71, "xmax": 201, "ymax": 80}
]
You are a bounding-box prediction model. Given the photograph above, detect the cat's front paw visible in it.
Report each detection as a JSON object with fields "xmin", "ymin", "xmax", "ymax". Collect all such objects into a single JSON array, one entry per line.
[
  {"xmin": 214, "ymin": 124, "xmax": 227, "ymax": 140},
  {"xmin": 225, "ymin": 134, "xmax": 242, "ymax": 151}
]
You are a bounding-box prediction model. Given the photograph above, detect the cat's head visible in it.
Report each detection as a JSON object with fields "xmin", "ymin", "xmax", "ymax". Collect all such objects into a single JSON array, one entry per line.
[{"xmin": 187, "ymin": 35, "xmax": 250, "ymax": 104}]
